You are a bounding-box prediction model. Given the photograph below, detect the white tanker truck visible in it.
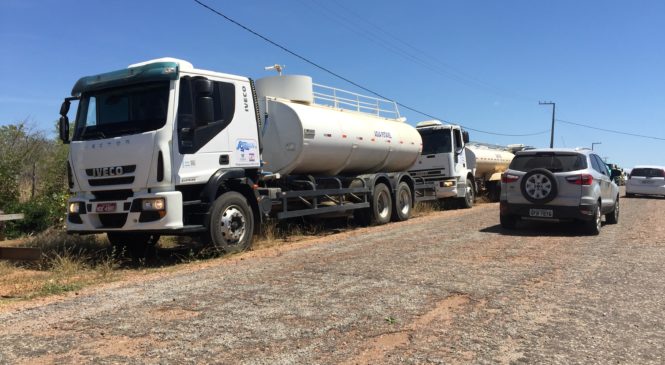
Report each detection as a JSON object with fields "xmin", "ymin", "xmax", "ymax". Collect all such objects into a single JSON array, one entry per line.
[
  {"xmin": 465, "ymin": 143, "xmax": 515, "ymax": 202},
  {"xmin": 57, "ymin": 58, "xmax": 432, "ymax": 256},
  {"xmin": 408, "ymin": 122, "xmax": 515, "ymax": 205}
]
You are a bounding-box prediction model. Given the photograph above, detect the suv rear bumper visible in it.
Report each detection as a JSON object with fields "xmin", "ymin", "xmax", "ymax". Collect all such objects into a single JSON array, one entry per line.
[{"xmin": 500, "ymin": 201, "xmax": 597, "ymax": 221}]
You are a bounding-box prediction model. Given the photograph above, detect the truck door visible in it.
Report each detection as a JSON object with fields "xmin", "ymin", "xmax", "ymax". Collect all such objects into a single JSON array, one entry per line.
[{"xmin": 453, "ymin": 128, "xmax": 467, "ymax": 175}]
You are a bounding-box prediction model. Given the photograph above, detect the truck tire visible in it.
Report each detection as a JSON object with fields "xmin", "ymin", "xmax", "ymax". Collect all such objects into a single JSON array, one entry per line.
[
  {"xmin": 372, "ymin": 183, "xmax": 392, "ymax": 225},
  {"xmin": 209, "ymin": 191, "xmax": 254, "ymax": 253},
  {"xmin": 605, "ymin": 196, "xmax": 619, "ymax": 224},
  {"xmin": 392, "ymin": 181, "xmax": 412, "ymax": 222},
  {"xmin": 107, "ymin": 232, "xmax": 160, "ymax": 260},
  {"xmin": 487, "ymin": 182, "xmax": 501, "ymax": 202},
  {"xmin": 583, "ymin": 203, "xmax": 602, "ymax": 235},
  {"xmin": 458, "ymin": 181, "xmax": 475, "ymax": 209}
]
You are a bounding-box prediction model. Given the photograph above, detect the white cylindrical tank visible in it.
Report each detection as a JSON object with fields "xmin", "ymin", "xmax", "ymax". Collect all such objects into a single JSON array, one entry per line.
[
  {"xmin": 466, "ymin": 144, "xmax": 515, "ymax": 180},
  {"xmin": 260, "ymin": 99, "xmax": 422, "ymax": 176}
]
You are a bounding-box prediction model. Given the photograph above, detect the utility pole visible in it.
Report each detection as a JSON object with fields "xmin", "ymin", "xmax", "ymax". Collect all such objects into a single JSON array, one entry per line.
[
  {"xmin": 539, "ymin": 101, "xmax": 556, "ymax": 148},
  {"xmin": 592, "ymin": 142, "xmax": 602, "ymax": 151}
]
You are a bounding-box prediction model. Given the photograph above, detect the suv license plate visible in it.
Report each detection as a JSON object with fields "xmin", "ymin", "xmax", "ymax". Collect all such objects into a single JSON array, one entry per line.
[
  {"xmin": 529, "ymin": 208, "xmax": 553, "ymax": 218},
  {"xmin": 96, "ymin": 203, "xmax": 117, "ymax": 213}
]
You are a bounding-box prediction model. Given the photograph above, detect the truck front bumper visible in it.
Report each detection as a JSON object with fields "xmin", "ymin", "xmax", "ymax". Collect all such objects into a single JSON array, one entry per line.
[
  {"xmin": 434, "ymin": 179, "xmax": 460, "ymax": 199},
  {"xmin": 66, "ymin": 191, "xmax": 185, "ymax": 233}
]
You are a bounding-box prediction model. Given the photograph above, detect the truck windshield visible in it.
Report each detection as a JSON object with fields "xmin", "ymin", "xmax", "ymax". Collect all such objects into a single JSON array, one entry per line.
[
  {"xmin": 419, "ymin": 129, "xmax": 452, "ymax": 154},
  {"xmin": 73, "ymin": 81, "xmax": 170, "ymax": 140}
]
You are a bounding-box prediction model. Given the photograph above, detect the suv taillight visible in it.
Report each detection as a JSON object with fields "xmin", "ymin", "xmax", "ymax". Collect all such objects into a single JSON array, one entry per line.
[
  {"xmin": 501, "ymin": 173, "xmax": 519, "ymax": 183},
  {"xmin": 566, "ymin": 174, "xmax": 593, "ymax": 185}
]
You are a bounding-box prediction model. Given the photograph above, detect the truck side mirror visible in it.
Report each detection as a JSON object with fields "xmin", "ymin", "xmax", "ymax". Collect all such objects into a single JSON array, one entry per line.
[
  {"xmin": 59, "ymin": 99, "xmax": 71, "ymax": 116},
  {"xmin": 193, "ymin": 78, "xmax": 214, "ymax": 127},
  {"xmin": 195, "ymin": 96, "xmax": 214, "ymax": 126},
  {"xmin": 462, "ymin": 130, "xmax": 470, "ymax": 144},
  {"xmin": 194, "ymin": 78, "xmax": 213, "ymax": 95},
  {"xmin": 59, "ymin": 116, "xmax": 70, "ymax": 144}
]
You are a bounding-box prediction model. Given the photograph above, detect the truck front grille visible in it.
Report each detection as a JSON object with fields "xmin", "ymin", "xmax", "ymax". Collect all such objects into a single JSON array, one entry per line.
[
  {"xmin": 92, "ymin": 190, "xmax": 133, "ymax": 202},
  {"xmin": 88, "ymin": 177, "xmax": 135, "ymax": 186},
  {"xmin": 98, "ymin": 213, "xmax": 128, "ymax": 228}
]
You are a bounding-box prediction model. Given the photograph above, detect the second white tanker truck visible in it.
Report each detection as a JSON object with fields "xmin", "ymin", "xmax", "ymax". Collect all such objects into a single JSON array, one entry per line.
[
  {"xmin": 408, "ymin": 121, "xmax": 515, "ymax": 205},
  {"xmin": 58, "ymin": 58, "xmax": 433, "ymax": 256}
]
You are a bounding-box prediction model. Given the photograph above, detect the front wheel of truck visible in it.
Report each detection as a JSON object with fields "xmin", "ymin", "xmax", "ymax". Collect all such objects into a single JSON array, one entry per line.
[{"xmin": 208, "ymin": 191, "xmax": 254, "ymax": 254}]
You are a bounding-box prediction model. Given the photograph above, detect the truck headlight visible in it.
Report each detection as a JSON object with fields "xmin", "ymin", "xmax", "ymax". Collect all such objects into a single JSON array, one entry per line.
[
  {"xmin": 142, "ymin": 198, "xmax": 165, "ymax": 211},
  {"xmin": 68, "ymin": 202, "xmax": 82, "ymax": 214}
]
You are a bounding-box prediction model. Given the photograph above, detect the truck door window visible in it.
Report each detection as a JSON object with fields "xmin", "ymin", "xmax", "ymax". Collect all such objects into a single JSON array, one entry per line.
[
  {"xmin": 178, "ymin": 76, "xmax": 236, "ymax": 154},
  {"xmin": 453, "ymin": 129, "xmax": 463, "ymax": 151},
  {"xmin": 86, "ymin": 97, "xmax": 97, "ymax": 126}
]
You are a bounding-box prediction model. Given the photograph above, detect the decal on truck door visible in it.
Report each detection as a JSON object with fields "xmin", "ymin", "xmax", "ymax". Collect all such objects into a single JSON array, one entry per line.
[{"xmin": 235, "ymin": 139, "xmax": 259, "ymax": 166}]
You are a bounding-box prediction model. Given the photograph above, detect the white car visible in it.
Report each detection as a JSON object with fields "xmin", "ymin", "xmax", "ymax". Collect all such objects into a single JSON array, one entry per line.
[{"xmin": 625, "ymin": 166, "xmax": 665, "ymax": 197}]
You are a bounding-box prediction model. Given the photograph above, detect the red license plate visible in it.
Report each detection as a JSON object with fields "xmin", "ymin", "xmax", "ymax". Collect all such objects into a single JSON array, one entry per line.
[{"xmin": 96, "ymin": 203, "xmax": 117, "ymax": 213}]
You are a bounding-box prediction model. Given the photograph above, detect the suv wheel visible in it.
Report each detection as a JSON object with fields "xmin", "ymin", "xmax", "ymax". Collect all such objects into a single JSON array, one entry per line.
[
  {"xmin": 500, "ymin": 214, "xmax": 518, "ymax": 230},
  {"xmin": 583, "ymin": 204, "xmax": 602, "ymax": 235},
  {"xmin": 520, "ymin": 168, "xmax": 558, "ymax": 204},
  {"xmin": 605, "ymin": 196, "xmax": 619, "ymax": 224}
]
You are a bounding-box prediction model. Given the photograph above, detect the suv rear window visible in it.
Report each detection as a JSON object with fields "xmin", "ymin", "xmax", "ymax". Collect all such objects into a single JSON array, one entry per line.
[
  {"xmin": 631, "ymin": 168, "xmax": 665, "ymax": 177},
  {"xmin": 510, "ymin": 153, "xmax": 587, "ymax": 172}
]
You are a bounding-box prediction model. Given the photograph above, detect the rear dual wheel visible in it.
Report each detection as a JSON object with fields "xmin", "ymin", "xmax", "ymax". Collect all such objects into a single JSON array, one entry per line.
[
  {"xmin": 354, "ymin": 182, "xmax": 413, "ymax": 226},
  {"xmin": 392, "ymin": 182, "xmax": 412, "ymax": 222}
]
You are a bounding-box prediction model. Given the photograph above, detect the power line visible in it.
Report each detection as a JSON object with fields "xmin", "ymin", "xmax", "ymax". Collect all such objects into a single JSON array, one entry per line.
[
  {"xmin": 557, "ymin": 119, "xmax": 665, "ymax": 141},
  {"xmin": 192, "ymin": 0, "xmax": 547, "ymax": 137},
  {"xmin": 316, "ymin": 0, "xmax": 534, "ymax": 102}
]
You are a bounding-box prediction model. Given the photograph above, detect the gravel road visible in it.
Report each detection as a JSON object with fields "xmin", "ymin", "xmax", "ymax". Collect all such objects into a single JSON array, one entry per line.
[{"xmin": 1, "ymin": 195, "xmax": 664, "ymax": 364}]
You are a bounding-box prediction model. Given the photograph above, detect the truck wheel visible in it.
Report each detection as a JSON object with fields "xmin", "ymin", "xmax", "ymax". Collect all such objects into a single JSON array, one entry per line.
[
  {"xmin": 392, "ymin": 182, "xmax": 412, "ymax": 222},
  {"xmin": 372, "ymin": 183, "xmax": 392, "ymax": 225},
  {"xmin": 209, "ymin": 192, "xmax": 254, "ymax": 253},
  {"xmin": 583, "ymin": 203, "xmax": 602, "ymax": 235},
  {"xmin": 605, "ymin": 196, "xmax": 619, "ymax": 224},
  {"xmin": 107, "ymin": 232, "xmax": 160, "ymax": 260},
  {"xmin": 458, "ymin": 181, "xmax": 475, "ymax": 209}
]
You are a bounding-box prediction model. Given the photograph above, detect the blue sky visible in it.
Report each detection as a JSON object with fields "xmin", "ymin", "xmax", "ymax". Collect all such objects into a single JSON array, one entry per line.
[{"xmin": 1, "ymin": 0, "xmax": 663, "ymax": 168}]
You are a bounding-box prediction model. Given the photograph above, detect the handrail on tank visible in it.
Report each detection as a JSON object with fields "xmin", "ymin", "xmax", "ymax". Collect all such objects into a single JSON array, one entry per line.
[{"xmin": 312, "ymin": 83, "xmax": 401, "ymax": 120}]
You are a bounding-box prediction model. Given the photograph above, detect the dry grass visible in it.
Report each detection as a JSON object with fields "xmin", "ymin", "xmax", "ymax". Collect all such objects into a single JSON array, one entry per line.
[{"xmin": 412, "ymin": 201, "xmax": 441, "ymax": 217}]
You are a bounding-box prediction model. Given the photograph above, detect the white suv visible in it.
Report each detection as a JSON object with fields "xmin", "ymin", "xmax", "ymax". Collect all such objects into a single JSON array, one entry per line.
[
  {"xmin": 499, "ymin": 148, "xmax": 620, "ymax": 234},
  {"xmin": 625, "ymin": 166, "xmax": 665, "ymax": 197}
]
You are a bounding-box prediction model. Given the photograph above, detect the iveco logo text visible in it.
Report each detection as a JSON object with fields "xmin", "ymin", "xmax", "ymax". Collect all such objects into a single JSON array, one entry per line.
[
  {"xmin": 242, "ymin": 86, "xmax": 249, "ymax": 112},
  {"xmin": 93, "ymin": 166, "xmax": 124, "ymax": 177}
]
